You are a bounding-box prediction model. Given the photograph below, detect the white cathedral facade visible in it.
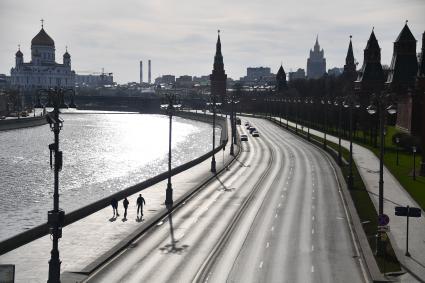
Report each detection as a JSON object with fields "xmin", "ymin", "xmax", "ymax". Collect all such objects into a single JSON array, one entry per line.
[{"xmin": 10, "ymin": 23, "xmax": 75, "ymax": 99}]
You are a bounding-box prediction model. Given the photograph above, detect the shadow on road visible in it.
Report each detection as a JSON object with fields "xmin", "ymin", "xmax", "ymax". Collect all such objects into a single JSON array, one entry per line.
[{"xmin": 159, "ymin": 208, "xmax": 189, "ymax": 254}]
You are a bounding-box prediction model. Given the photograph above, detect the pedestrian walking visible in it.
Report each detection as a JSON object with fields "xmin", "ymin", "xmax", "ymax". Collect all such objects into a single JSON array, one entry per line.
[
  {"xmin": 111, "ymin": 198, "xmax": 119, "ymax": 217},
  {"xmin": 136, "ymin": 194, "xmax": 146, "ymax": 219},
  {"xmin": 123, "ymin": 197, "xmax": 129, "ymax": 219}
]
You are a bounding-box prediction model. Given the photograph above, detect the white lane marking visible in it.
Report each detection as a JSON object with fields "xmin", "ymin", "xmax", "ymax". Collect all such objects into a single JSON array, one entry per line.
[
  {"xmin": 312, "ymin": 215, "xmax": 315, "ymax": 221},
  {"xmin": 311, "ymin": 228, "xmax": 315, "ymax": 234},
  {"xmin": 311, "ymin": 265, "xmax": 315, "ymax": 273},
  {"xmin": 278, "ymin": 203, "xmax": 281, "ymax": 207},
  {"xmin": 275, "ymin": 214, "xmax": 278, "ymax": 218},
  {"xmin": 259, "ymin": 261, "xmax": 264, "ymax": 269},
  {"xmin": 281, "ymin": 195, "xmax": 284, "ymax": 198},
  {"xmin": 311, "ymin": 205, "xmax": 315, "ymax": 209},
  {"xmin": 311, "ymin": 245, "xmax": 314, "ymax": 251},
  {"xmin": 312, "ymin": 189, "xmax": 315, "ymax": 193},
  {"xmin": 271, "ymin": 226, "xmax": 275, "ymax": 232},
  {"xmin": 266, "ymin": 242, "xmax": 270, "ymax": 248}
]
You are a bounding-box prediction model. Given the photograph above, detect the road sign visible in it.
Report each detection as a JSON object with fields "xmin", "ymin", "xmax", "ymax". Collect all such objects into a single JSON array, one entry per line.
[
  {"xmin": 395, "ymin": 206, "xmax": 422, "ymax": 217},
  {"xmin": 378, "ymin": 214, "xmax": 390, "ymax": 226}
]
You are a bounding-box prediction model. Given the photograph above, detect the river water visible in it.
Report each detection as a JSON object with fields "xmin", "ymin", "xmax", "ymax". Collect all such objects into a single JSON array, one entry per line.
[{"xmin": 0, "ymin": 110, "xmax": 216, "ymax": 241}]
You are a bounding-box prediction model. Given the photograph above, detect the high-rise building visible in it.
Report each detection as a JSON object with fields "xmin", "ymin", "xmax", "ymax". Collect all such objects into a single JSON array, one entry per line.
[
  {"xmin": 307, "ymin": 36, "xmax": 326, "ymax": 79},
  {"xmin": 140, "ymin": 61, "xmax": 143, "ymax": 84},
  {"xmin": 148, "ymin": 60, "xmax": 151, "ymax": 84},
  {"xmin": 210, "ymin": 30, "xmax": 227, "ymax": 103}
]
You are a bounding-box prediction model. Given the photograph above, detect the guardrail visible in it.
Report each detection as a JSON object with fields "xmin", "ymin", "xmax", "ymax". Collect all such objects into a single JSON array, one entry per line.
[{"xmin": 0, "ymin": 113, "xmax": 228, "ymax": 255}]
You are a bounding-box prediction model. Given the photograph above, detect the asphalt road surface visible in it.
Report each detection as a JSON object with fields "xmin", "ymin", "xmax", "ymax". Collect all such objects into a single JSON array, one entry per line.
[{"xmin": 86, "ymin": 117, "xmax": 366, "ymax": 283}]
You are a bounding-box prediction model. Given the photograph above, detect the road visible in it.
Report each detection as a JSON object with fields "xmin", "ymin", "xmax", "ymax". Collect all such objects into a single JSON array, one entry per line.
[{"xmin": 86, "ymin": 117, "xmax": 366, "ymax": 283}]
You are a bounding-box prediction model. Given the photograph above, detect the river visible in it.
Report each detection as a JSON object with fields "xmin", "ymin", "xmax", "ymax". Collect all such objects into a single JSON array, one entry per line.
[{"xmin": 0, "ymin": 110, "xmax": 216, "ymax": 241}]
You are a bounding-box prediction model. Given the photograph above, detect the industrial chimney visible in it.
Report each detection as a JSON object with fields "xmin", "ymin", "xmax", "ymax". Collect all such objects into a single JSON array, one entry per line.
[
  {"xmin": 140, "ymin": 60, "xmax": 143, "ymax": 84},
  {"xmin": 148, "ymin": 60, "xmax": 152, "ymax": 84}
]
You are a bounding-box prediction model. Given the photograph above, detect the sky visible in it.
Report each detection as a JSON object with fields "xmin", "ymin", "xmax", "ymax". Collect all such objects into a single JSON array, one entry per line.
[{"xmin": 0, "ymin": 0, "xmax": 424, "ymax": 83}]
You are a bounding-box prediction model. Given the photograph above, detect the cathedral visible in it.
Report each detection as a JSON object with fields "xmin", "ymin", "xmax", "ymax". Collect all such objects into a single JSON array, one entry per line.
[
  {"xmin": 10, "ymin": 21, "xmax": 75, "ymax": 102},
  {"xmin": 307, "ymin": 36, "xmax": 326, "ymax": 79}
]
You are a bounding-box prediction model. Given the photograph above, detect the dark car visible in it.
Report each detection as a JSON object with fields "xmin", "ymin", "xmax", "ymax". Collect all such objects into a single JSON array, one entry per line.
[{"xmin": 249, "ymin": 127, "xmax": 256, "ymax": 134}]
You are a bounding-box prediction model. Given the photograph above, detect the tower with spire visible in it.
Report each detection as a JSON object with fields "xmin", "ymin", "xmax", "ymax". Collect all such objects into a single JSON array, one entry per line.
[
  {"xmin": 355, "ymin": 28, "xmax": 385, "ymax": 98},
  {"xmin": 342, "ymin": 36, "xmax": 357, "ymax": 83},
  {"xmin": 307, "ymin": 36, "xmax": 326, "ymax": 79},
  {"xmin": 276, "ymin": 64, "xmax": 287, "ymax": 93},
  {"xmin": 387, "ymin": 22, "xmax": 419, "ymax": 134},
  {"xmin": 210, "ymin": 30, "xmax": 227, "ymax": 103}
]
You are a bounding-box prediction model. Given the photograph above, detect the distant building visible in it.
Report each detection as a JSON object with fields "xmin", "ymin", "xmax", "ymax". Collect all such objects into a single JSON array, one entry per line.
[
  {"xmin": 288, "ymin": 68, "xmax": 306, "ymax": 81},
  {"xmin": 0, "ymin": 74, "xmax": 10, "ymax": 90},
  {"xmin": 176, "ymin": 75, "xmax": 193, "ymax": 88},
  {"xmin": 155, "ymin": 75, "xmax": 176, "ymax": 85},
  {"xmin": 307, "ymin": 36, "xmax": 326, "ymax": 79},
  {"xmin": 75, "ymin": 72, "xmax": 113, "ymax": 87},
  {"xmin": 10, "ymin": 22, "xmax": 75, "ymax": 102},
  {"xmin": 193, "ymin": 75, "xmax": 210, "ymax": 86},
  {"xmin": 140, "ymin": 61, "xmax": 143, "ymax": 84},
  {"xmin": 328, "ymin": 67, "xmax": 343, "ymax": 77}
]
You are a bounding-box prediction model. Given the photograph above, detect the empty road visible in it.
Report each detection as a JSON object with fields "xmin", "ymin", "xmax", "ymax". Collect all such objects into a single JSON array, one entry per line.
[{"xmin": 86, "ymin": 117, "xmax": 366, "ymax": 283}]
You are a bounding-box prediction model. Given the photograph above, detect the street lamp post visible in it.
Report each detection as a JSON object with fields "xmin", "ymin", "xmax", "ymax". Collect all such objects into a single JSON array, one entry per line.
[
  {"xmin": 211, "ymin": 94, "xmax": 217, "ymax": 173},
  {"xmin": 344, "ymin": 94, "xmax": 360, "ymax": 190},
  {"xmin": 412, "ymin": 146, "xmax": 417, "ymax": 181},
  {"xmin": 334, "ymin": 97, "xmax": 343, "ymax": 165},
  {"xmin": 162, "ymin": 93, "xmax": 179, "ymax": 207},
  {"xmin": 367, "ymin": 91, "xmax": 397, "ymax": 256},
  {"xmin": 321, "ymin": 98, "xmax": 328, "ymax": 149},
  {"xmin": 294, "ymin": 98, "xmax": 299, "ymax": 134},
  {"xmin": 37, "ymin": 87, "xmax": 74, "ymax": 283},
  {"xmin": 396, "ymin": 137, "xmax": 400, "ymax": 166}
]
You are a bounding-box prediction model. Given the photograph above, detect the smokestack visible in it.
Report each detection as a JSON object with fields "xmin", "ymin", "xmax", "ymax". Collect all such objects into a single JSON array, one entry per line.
[
  {"xmin": 140, "ymin": 61, "xmax": 143, "ymax": 84},
  {"xmin": 148, "ymin": 59, "xmax": 151, "ymax": 84}
]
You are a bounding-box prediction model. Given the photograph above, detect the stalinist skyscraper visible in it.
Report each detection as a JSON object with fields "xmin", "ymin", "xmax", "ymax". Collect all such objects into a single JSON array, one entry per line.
[{"xmin": 307, "ymin": 36, "xmax": 326, "ymax": 79}]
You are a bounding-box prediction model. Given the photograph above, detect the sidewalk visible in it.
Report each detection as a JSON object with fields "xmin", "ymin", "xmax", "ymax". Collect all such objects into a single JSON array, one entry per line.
[
  {"xmin": 268, "ymin": 115, "xmax": 425, "ymax": 282},
  {"xmin": 0, "ymin": 119, "xmax": 237, "ymax": 283}
]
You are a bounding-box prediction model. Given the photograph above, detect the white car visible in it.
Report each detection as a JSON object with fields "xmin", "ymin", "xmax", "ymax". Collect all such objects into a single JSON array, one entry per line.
[
  {"xmin": 252, "ymin": 131, "xmax": 259, "ymax": 137},
  {"xmin": 241, "ymin": 134, "xmax": 248, "ymax": 141}
]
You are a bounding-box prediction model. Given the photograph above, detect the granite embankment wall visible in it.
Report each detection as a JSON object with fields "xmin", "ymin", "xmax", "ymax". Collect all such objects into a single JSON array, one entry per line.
[
  {"xmin": 0, "ymin": 112, "xmax": 227, "ymax": 255},
  {"xmin": 0, "ymin": 116, "xmax": 47, "ymax": 131}
]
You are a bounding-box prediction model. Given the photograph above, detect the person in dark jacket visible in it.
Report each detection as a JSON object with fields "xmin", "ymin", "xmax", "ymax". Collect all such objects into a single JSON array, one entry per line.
[
  {"xmin": 136, "ymin": 194, "xmax": 146, "ymax": 219},
  {"xmin": 111, "ymin": 198, "xmax": 119, "ymax": 217},
  {"xmin": 123, "ymin": 197, "xmax": 129, "ymax": 219}
]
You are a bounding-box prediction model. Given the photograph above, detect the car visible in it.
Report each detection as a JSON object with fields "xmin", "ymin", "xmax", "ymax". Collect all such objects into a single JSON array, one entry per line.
[
  {"xmin": 244, "ymin": 122, "xmax": 249, "ymax": 127},
  {"xmin": 252, "ymin": 131, "xmax": 260, "ymax": 137},
  {"xmin": 240, "ymin": 134, "xmax": 248, "ymax": 141},
  {"xmin": 249, "ymin": 127, "xmax": 257, "ymax": 134},
  {"xmin": 246, "ymin": 124, "xmax": 251, "ymax": 129}
]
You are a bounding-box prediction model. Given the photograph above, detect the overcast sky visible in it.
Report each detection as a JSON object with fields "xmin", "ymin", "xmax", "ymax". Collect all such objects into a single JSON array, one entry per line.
[{"xmin": 0, "ymin": 0, "xmax": 424, "ymax": 83}]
